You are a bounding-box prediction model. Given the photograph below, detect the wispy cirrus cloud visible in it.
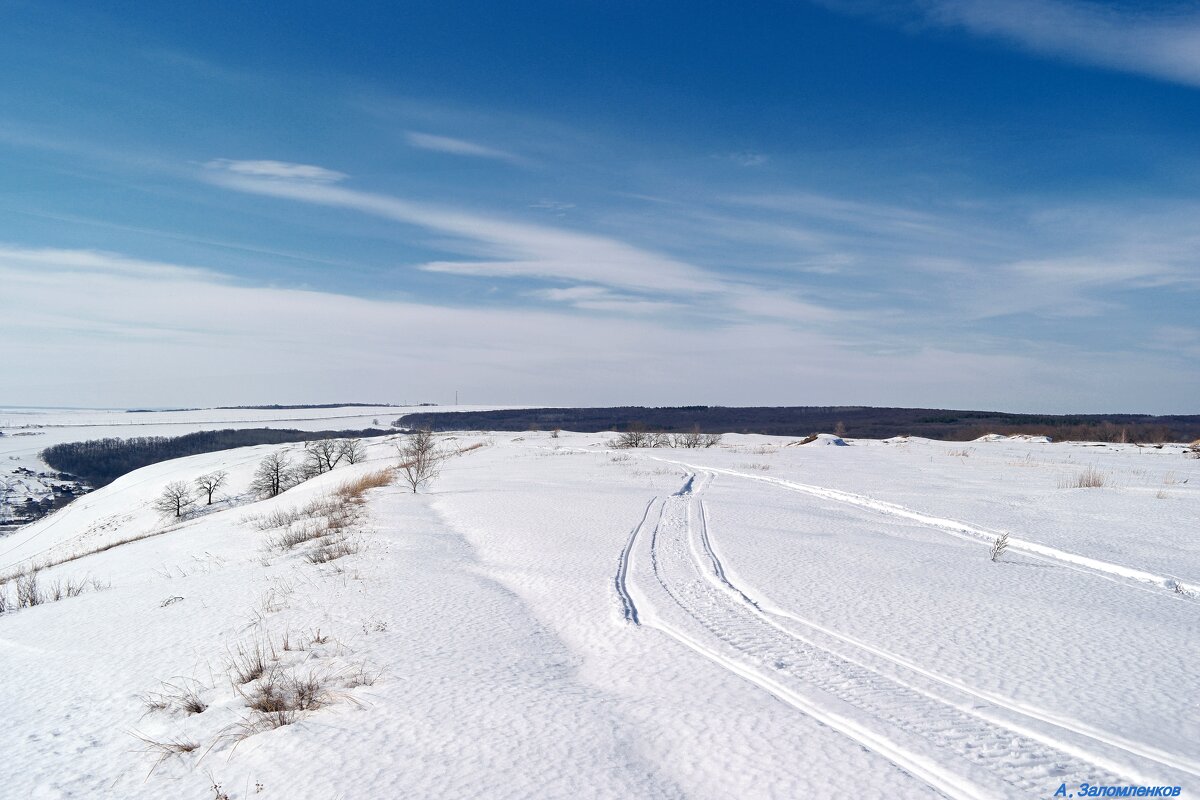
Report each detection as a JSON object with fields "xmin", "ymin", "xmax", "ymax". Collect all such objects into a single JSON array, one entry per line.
[
  {"xmin": 404, "ymin": 131, "xmax": 525, "ymax": 164},
  {"xmin": 0, "ymin": 244, "xmax": 220, "ymax": 282},
  {"xmin": 819, "ymin": 0, "xmax": 1200, "ymax": 88},
  {"xmin": 9, "ymin": 243, "xmax": 1189, "ymax": 411},
  {"xmin": 204, "ymin": 159, "xmax": 347, "ymax": 183},
  {"xmin": 205, "ymin": 160, "xmax": 722, "ymax": 294},
  {"xmin": 531, "ymin": 285, "xmax": 681, "ymax": 313},
  {"xmin": 202, "ymin": 159, "xmax": 854, "ymax": 327}
]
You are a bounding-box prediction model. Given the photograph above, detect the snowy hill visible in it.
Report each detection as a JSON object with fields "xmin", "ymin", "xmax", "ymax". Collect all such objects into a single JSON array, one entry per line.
[{"xmin": 1, "ymin": 430, "xmax": 1197, "ymax": 798}]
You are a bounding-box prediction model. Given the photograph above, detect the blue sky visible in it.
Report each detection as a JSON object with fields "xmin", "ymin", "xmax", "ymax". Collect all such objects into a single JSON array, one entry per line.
[{"xmin": 1, "ymin": 0, "xmax": 1198, "ymax": 412}]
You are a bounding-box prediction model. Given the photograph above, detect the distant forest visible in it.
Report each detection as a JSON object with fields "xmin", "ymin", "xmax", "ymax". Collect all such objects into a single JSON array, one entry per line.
[
  {"xmin": 42, "ymin": 427, "xmax": 393, "ymax": 487},
  {"xmin": 396, "ymin": 407, "xmax": 1200, "ymax": 443},
  {"xmin": 215, "ymin": 403, "xmax": 399, "ymax": 410},
  {"xmin": 126, "ymin": 403, "xmax": 399, "ymax": 413}
]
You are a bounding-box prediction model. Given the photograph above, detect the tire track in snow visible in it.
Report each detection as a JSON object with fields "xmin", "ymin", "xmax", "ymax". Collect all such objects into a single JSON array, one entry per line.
[
  {"xmin": 625, "ymin": 472, "xmax": 1154, "ymax": 800},
  {"xmin": 646, "ymin": 456, "xmax": 1200, "ymax": 600},
  {"xmin": 693, "ymin": 492, "xmax": 1200, "ymax": 785},
  {"xmin": 615, "ymin": 496, "xmax": 658, "ymax": 624}
]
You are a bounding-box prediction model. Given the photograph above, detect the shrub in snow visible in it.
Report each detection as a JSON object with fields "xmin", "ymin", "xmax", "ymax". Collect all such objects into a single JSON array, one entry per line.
[
  {"xmin": 15, "ymin": 568, "xmax": 42, "ymax": 607},
  {"xmin": 990, "ymin": 531, "xmax": 1010, "ymax": 563},
  {"xmin": 396, "ymin": 428, "xmax": 443, "ymax": 493}
]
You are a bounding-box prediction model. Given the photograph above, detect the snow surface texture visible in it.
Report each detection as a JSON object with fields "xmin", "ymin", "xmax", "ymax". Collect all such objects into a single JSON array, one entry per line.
[{"xmin": 0, "ymin": 412, "xmax": 1197, "ymax": 799}]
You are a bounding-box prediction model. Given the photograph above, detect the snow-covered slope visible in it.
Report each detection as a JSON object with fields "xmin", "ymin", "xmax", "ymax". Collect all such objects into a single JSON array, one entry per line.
[{"xmin": 0, "ymin": 432, "xmax": 1196, "ymax": 798}]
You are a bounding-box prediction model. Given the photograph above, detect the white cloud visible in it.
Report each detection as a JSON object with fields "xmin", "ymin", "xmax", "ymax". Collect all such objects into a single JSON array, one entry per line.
[
  {"xmin": 204, "ymin": 159, "xmax": 347, "ymax": 183},
  {"xmin": 0, "ymin": 245, "xmax": 219, "ymax": 281},
  {"xmin": 204, "ymin": 163, "xmax": 870, "ymax": 329},
  {"xmin": 826, "ymin": 0, "xmax": 1200, "ymax": 87},
  {"xmin": 7, "ymin": 244, "xmax": 1191, "ymax": 411},
  {"xmin": 404, "ymin": 132, "xmax": 524, "ymax": 164},
  {"xmin": 530, "ymin": 285, "xmax": 680, "ymax": 314},
  {"xmin": 203, "ymin": 162, "xmax": 730, "ymax": 296}
]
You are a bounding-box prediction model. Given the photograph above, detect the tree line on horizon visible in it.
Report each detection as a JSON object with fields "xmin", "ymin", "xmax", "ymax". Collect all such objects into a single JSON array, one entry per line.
[
  {"xmin": 395, "ymin": 406, "xmax": 1200, "ymax": 443},
  {"xmin": 41, "ymin": 427, "xmax": 393, "ymax": 488}
]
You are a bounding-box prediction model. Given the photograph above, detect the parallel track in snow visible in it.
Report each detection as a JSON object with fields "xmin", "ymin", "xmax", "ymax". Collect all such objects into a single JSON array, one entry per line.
[
  {"xmin": 620, "ymin": 471, "xmax": 1191, "ymax": 800},
  {"xmin": 615, "ymin": 497, "xmax": 657, "ymax": 624},
  {"xmin": 645, "ymin": 456, "xmax": 1200, "ymax": 600}
]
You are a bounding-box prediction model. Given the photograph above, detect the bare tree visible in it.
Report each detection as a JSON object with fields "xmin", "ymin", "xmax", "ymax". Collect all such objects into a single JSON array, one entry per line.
[
  {"xmin": 646, "ymin": 431, "xmax": 670, "ymax": 448},
  {"xmin": 396, "ymin": 428, "xmax": 442, "ymax": 493},
  {"xmin": 194, "ymin": 471, "xmax": 228, "ymax": 505},
  {"xmin": 670, "ymin": 426, "xmax": 704, "ymax": 449},
  {"xmin": 339, "ymin": 438, "xmax": 367, "ymax": 465},
  {"xmin": 700, "ymin": 432, "xmax": 723, "ymax": 448},
  {"xmin": 304, "ymin": 439, "xmax": 345, "ymax": 476},
  {"xmin": 612, "ymin": 422, "xmax": 649, "ymax": 449},
  {"xmin": 613, "ymin": 423, "xmax": 675, "ymax": 449},
  {"xmin": 250, "ymin": 452, "xmax": 296, "ymax": 499},
  {"xmin": 154, "ymin": 481, "xmax": 195, "ymax": 519}
]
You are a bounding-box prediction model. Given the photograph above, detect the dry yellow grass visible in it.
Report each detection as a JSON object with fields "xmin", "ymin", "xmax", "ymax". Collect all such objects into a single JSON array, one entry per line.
[{"xmin": 334, "ymin": 467, "xmax": 396, "ymax": 501}]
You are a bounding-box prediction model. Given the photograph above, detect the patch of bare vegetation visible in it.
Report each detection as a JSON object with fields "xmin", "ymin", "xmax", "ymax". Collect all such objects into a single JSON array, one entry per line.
[
  {"xmin": 333, "ymin": 467, "xmax": 395, "ymax": 501},
  {"xmin": 611, "ymin": 423, "xmax": 722, "ymax": 449},
  {"xmin": 205, "ymin": 631, "xmax": 373, "ymax": 746},
  {"xmin": 237, "ymin": 664, "xmax": 329, "ymax": 730},
  {"xmin": 305, "ymin": 537, "xmax": 361, "ymax": 564},
  {"xmin": 1059, "ymin": 467, "xmax": 1109, "ymax": 489},
  {"xmin": 142, "ymin": 678, "xmax": 209, "ymax": 716},
  {"xmin": 227, "ymin": 637, "xmax": 272, "ymax": 685},
  {"xmin": 0, "ymin": 567, "xmax": 107, "ymax": 614},
  {"xmin": 131, "ymin": 732, "xmax": 201, "ymax": 775},
  {"xmin": 248, "ymin": 467, "xmax": 394, "ymax": 565}
]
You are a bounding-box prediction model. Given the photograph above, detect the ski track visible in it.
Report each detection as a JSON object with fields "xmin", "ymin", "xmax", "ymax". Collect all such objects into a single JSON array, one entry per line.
[
  {"xmin": 646, "ymin": 456, "xmax": 1200, "ymax": 600},
  {"xmin": 615, "ymin": 497, "xmax": 657, "ymax": 624},
  {"xmin": 622, "ymin": 471, "xmax": 1191, "ymax": 800}
]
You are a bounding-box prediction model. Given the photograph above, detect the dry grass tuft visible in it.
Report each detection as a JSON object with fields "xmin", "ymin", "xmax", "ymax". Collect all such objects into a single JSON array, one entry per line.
[
  {"xmin": 305, "ymin": 537, "xmax": 361, "ymax": 564},
  {"xmin": 1059, "ymin": 467, "xmax": 1108, "ymax": 489},
  {"xmin": 142, "ymin": 679, "xmax": 208, "ymax": 715},
  {"xmin": 269, "ymin": 520, "xmax": 330, "ymax": 550},
  {"xmin": 247, "ymin": 507, "xmax": 304, "ymax": 532},
  {"xmin": 131, "ymin": 731, "xmax": 201, "ymax": 775},
  {"xmin": 340, "ymin": 662, "xmax": 382, "ymax": 688},
  {"xmin": 232, "ymin": 665, "xmax": 336, "ymax": 738},
  {"xmin": 334, "ymin": 468, "xmax": 395, "ymax": 501},
  {"xmin": 227, "ymin": 638, "xmax": 271, "ymax": 684}
]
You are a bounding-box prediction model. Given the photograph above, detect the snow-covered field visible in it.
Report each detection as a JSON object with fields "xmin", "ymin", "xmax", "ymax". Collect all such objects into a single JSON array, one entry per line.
[{"xmin": 0, "ymin": 426, "xmax": 1197, "ymax": 799}]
